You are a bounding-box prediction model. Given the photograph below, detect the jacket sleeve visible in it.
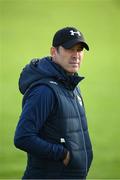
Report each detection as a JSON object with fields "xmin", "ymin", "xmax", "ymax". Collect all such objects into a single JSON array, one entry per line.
[{"xmin": 14, "ymin": 85, "xmax": 67, "ymax": 161}]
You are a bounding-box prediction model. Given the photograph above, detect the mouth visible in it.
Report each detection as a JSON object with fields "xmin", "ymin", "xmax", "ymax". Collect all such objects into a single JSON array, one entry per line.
[
  {"xmin": 69, "ymin": 62, "xmax": 79, "ymax": 66},
  {"xmin": 70, "ymin": 62, "xmax": 78, "ymax": 64}
]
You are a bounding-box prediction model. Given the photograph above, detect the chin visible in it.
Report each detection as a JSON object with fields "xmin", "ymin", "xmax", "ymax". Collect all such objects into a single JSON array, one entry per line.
[
  {"xmin": 71, "ymin": 68, "xmax": 79, "ymax": 73},
  {"xmin": 68, "ymin": 70, "xmax": 78, "ymax": 74}
]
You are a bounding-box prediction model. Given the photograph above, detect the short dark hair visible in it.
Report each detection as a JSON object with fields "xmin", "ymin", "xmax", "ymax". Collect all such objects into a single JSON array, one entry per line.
[{"xmin": 55, "ymin": 46, "xmax": 60, "ymax": 53}]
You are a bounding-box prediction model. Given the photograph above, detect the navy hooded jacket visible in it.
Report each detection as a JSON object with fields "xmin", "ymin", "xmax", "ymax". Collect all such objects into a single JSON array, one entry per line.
[{"xmin": 14, "ymin": 57, "xmax": 93, "ymax": 179}]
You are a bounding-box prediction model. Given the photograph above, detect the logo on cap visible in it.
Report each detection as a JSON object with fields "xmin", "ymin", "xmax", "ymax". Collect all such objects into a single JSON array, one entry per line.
[{"xmin": 70, "ymin": 30, "xmax": 81, "ymax": 36}]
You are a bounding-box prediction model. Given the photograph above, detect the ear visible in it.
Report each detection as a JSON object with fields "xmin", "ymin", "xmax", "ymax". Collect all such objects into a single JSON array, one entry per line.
[{"xmin": 50, "ymin": 47, "xmax": 57, "ymax": 57}]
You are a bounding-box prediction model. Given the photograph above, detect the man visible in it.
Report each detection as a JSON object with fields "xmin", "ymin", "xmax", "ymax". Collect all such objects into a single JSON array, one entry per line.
[{"xmin": 14, "ymin": 26, "xmax": 93, "ymax": 179}]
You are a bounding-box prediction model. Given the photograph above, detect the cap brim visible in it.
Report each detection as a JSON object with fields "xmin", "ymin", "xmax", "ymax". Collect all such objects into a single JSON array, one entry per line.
[{"xmin": 62, "ymin": 39, "xmax": 89, "ymax": 51}]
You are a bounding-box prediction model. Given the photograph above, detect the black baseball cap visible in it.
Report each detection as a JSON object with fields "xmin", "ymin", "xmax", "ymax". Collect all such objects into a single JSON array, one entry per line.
[{"xmin": 52, "ymin": 27, "xmax": 89, "ymax": 50}]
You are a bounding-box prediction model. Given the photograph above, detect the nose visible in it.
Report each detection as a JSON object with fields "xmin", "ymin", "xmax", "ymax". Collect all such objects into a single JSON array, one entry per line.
[{"xmin": 72, "ymin": 50, "xmax": 81, "ymax": 59}]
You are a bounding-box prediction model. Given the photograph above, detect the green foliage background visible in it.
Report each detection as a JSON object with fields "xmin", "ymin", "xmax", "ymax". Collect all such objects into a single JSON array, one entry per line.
[{"xmin": 0, "ymin": 0, "xmax": 120, "ymax": 179}]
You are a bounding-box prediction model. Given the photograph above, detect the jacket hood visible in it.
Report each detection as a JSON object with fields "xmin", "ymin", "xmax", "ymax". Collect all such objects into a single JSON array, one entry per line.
[{"xmin": 19, "ymin": 56, "xmax": 84, "ymax": 94}]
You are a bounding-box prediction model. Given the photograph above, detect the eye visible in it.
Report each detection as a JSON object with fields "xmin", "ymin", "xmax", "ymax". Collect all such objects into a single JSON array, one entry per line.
[
  {"xmin": 66, "ymin": 48, "xmax": 74, "ymax": 53},
  {"xmin": 77, "ymin": 47, "xmax": 84, "ymax": 52},
  {"xmin": 69, "ymin": 48, "xmax": 74, "ymax": 51}
]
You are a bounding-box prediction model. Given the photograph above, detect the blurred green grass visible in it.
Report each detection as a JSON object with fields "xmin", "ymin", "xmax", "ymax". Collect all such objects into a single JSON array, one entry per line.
[{"xmin": 0, "ymin": 0, "xmax": 120, "ymax": 178}]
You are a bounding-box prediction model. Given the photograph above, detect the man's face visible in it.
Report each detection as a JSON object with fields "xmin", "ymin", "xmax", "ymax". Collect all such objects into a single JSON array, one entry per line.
[{"xmin": 51, "ymin": 44, "xmax": 84, "ymax": 74}]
